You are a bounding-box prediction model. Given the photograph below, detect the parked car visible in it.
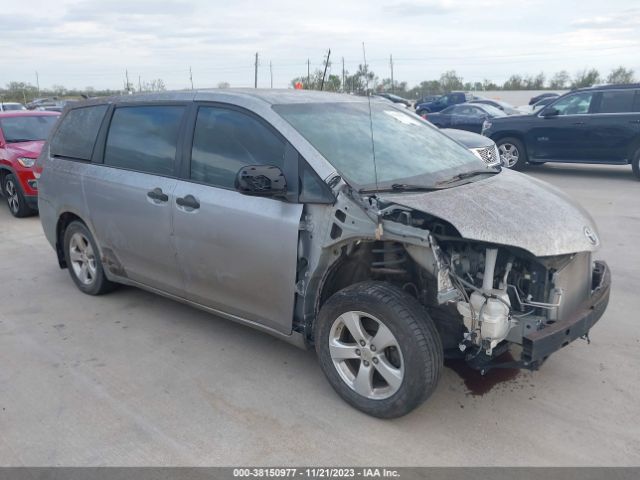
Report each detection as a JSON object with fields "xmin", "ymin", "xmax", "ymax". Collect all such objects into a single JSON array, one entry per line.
[
  {"xmin": 38, "ymin": 91, "xmax": 610, "ymax": 417},
  {"xmin": 422, "ymin": 103, "xmax": 507, "ymax": 133},
  {"xmin": 483, "ymin": 84, "xmax": 640, "ymax": 177},
  {"xmin": 529, "ymin": 92, "xmax": 559, "ymax": 105},
  {"xmin": 415, "ymin": 91, "xmax": 473, "ymax": 115},
  {"xmin": 373, "ymin": 92, "xmax": 411, "ymax": 107},
  {"xmin": 414, "ymin": 95, "xmax": 441, "ymax": 106},
  {"xmin": 26, "ymin": 97, "xmax": 60, "ymax": 110},
  {"xmin": 0, "ymin": 111, "xmax": 60, "ymax": 217},
  {"xmin": 0, "ymin": 102, "xmax": 26, "ymax": 112},
  {"xmin": 469, "ymin": 98, "xmax": 520, "ymax": 115},
  {"xmin": 442, "ymin": 128, "xmax": 501, "ymax": 167}
]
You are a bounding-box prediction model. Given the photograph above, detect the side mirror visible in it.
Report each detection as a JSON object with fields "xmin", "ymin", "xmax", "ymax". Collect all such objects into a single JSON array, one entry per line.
[
  {"xmin": 235, "ymin": 165, "xmax": 287, "ymax": 198},
  {"xmin": 542, "ymin": 107, "xmax": 559, "ymax": 118}
]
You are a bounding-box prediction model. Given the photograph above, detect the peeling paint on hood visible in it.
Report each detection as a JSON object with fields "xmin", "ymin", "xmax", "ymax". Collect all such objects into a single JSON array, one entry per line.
[{"xmin": 381, "ymin": 169, "xmax": 600, "ymax": 257}]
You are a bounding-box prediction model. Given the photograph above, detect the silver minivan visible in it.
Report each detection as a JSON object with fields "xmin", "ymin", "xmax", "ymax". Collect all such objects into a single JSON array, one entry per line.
[{"xmin": 38, "ymin": 90, "xmax": 610, "ymax": 418}]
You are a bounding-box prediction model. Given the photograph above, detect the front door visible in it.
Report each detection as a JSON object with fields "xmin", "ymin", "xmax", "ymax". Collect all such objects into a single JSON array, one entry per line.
[
  {"xmin": 527, "ymin": 91, "xmax": 595, "ymax": 162},
  {"xmin": 172, "ymin": 105, "xmax": 302, "ymax": 334},
  {"xmin": 84, "ymin": 104, "xmax": 187, "ymax": 296}
]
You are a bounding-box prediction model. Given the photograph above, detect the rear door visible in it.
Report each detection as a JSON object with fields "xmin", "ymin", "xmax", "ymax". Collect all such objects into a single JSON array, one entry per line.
[
  {"xmin": 585, "ymin": 88, "xmax": 640, "ymax": 163},
  {"xmin": 172, "ymin": 104, "xmax": 303, "ymax": 334},
  {"xmin": 526, "ymin": 91, "xmax": 596, "ymax": 162},
  {"xmin": 83, "ymin": 104, "xmax": 187, "ymax": 296}
]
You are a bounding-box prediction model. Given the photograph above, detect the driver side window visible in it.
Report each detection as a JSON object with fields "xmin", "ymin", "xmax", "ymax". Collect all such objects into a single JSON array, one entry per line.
[
  {"xmin": 191, "ymin": 106, "xmax": 286, "ymax": 189},
  {"xmin": 550, "ymin": 92, "xmax": 594, "ymax": 116}
]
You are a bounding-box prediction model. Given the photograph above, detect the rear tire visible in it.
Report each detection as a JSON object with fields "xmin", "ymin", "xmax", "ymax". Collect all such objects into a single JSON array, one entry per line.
[
  {"xmin": 315, "ymin": 281, "xmax": 443, "ymax": 418},
  {"xmin": 3, "ymin": 174, "xmax": 34, "ymax": 218},
  {"xmin": 497, "ymin": 137, "xmax": 527, "ymax": 170},
  {"xmin": 632, "ymin": 150, "xmax": 640, "ymax": 180},
  {"xmin": 63, "ymin": 221, "xmax": 116, "ymax": 295}
]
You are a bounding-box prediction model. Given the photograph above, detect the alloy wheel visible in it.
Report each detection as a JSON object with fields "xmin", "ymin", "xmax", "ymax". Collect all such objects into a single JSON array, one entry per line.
[
  {"xmin": 329, "ymin": 311, "xmax": 404, "ymax": 400},
  {"xmin": 69, "ymin": 232, "xmax": 97, "ymax": 286},
  {"xmin": 499, "ymin": 143, "xmax": 520, "ymax": 168},
  {"xmin": 5, "ymin": 179, "xmax": 19, "ymax": 214}
]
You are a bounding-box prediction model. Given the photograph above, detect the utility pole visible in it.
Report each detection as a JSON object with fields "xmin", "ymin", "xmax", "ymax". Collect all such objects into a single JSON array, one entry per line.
[
  {"xmin": 307, "ymin": 59, "xmax": 310, "ymax": 89},
  {"xmin": 390, "ymin": 54, "xmax": 394, "ymax": 93},
  {"xmin": 189, "ymin": 66, "xmax": 194, "ymax": 90},
  {"xmin": 269, "ymin": 61, "xmax": 273, "ymax": 89},
  {"xmin": 320, "ymin": 48, "xmax": 331, "ymax": 91},
  {"xmin": 138, "ymin": 75, "xmax": 142, "ymax": 93},
  {"xmin": 35, "ymin": 71, "xmax": 40, "ymax": 95},
  {"xmin": 125, "ymin": 69, "xmax": 130, "ymax": 93},
  {"xmin": 341, "ymin": 57, "xmax": 345, "ymax": 92},
  {"xmin": 254, "ymin": 52, "xmax": 259, "ymax": 88}
]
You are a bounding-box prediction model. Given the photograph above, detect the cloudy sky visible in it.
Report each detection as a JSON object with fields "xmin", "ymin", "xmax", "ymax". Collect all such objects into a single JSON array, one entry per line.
[{"xmin": 1, "ymin": 0, "xmax": 639, "ymax": 90}]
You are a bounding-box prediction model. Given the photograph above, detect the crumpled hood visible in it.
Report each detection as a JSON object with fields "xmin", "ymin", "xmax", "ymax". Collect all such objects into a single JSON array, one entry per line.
[
  {"xmin": 5, "ymin": 140, "xmax": 45, "ymax": 158},
  {"xmin": 381, "ymin": 169, "xmax": 600, "ymax": 257}
]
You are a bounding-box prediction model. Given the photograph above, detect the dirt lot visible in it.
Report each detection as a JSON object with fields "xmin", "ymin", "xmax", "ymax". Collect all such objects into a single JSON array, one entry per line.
[{"xmin": 0, "ymin": 163, "xmax": 638, "ymax": 466}]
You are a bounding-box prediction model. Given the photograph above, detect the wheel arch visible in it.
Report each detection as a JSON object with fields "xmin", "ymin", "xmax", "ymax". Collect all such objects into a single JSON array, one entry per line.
[
  {"xmin": 627, "ymin": 135, "xmax": 640, "ymax": 164},
  {"xmin": 55, "ymin": 211, "xmax": 88, "ymax": 268}
]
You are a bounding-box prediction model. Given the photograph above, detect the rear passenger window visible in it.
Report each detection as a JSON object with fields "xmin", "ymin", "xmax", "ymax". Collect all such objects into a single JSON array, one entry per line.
[
  {"xmin": 598, "ymin": 90, "xmax": 636, "ymax": 113},
  {"xmin": 50, "ymin": 105, "xmax": 108, "ymax": 160},
  {"xmin": 104, "ymin": 106, "xmax": 185, "ymax": 176},
  {"xmin": 191, "ymin": 106, "xmax": 285, "ymax": 189}
]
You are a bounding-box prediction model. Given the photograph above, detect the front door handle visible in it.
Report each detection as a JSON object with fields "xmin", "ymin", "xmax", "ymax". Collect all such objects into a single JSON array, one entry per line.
[
  {"xmin": 147, "ymin": 187, "xmax": 169, "ymax": 202},
  {"xmin": 176, "ymin": 194, "xmax": 200, "ymax": 210},
  {"xmin": 572, "ymin": 121, "xmax": 585, "ymax": 125}
]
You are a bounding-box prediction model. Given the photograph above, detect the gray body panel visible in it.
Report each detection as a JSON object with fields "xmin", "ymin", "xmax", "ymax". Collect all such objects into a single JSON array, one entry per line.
[
  {"xmin": 82, "ymin": 166, "xmax": 183, "ymax": 296},
  {"xmin": 172, "ymin": 181, "xmax": 302, "ymax": 335},
  {"xmin": 382, "ymin": 169, "xmax": 599, "ymax": 257}
]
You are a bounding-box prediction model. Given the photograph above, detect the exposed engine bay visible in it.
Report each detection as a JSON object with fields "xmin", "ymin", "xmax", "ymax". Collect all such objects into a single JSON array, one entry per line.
[{"xmin": 300, "ymin": 185, "xmax": 606, "ymax": 372}]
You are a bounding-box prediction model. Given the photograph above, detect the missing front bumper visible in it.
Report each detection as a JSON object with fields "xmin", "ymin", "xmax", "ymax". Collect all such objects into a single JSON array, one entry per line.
[{"xmin": 521, "ymin": 260, "xmax": 610, "ymax": 367}]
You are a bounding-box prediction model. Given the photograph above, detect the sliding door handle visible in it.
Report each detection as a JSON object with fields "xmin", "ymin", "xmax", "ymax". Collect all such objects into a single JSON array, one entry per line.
[{"xmin": 176, "ymin": 194, "xmax": 200, "ymax": 210}]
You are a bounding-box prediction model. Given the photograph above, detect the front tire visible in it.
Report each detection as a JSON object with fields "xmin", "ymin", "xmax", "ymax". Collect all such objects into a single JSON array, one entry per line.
[
  {"xmin": 3, "ymin": 174, "xmax": 34, "ymax": 218},
  {"xmin": 63, "ymin": 221, "xmax": 116, "ymax": 295},
  {"xmin": 315, "ymin": 281, "xmax": 443, "ymax": 418},
  {"xmin": 497, "ymin": 137, "xmax": 527, "ymax": 170}
]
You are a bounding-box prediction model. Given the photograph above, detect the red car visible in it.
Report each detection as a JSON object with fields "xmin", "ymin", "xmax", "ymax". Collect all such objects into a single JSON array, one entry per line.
[{"xmin": 0, "ymin": 111, "xmax": 59, "ymax": 217}]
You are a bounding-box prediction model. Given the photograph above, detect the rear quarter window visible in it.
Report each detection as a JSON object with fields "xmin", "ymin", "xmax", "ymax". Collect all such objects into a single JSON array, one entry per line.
[
  {"xmin": 597, "ymin": 90, "xmax": 636, "ymax": 114},
  {"xmin": 50, "ymin": 105, "xmax": 108, "ymax": 160}
]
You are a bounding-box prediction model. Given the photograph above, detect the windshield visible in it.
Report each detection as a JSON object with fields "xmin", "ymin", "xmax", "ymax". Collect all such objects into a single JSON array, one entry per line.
[
  {"xmin": 480, "ymin": 105, "xmax": 507, "ymax": 117},
  {"xmin": 273, "ymin": 102, "xmax": 486, "ymax": 191},
  {"xmin": 0, "ymin": 115, "xmax": 58, "ymax": 142}
]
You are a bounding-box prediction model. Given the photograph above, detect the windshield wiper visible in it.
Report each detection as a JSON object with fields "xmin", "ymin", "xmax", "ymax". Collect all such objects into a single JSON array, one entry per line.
[
  {"xmin": 390, "ymin": 183, "xmax": 440, "ymax": 192},
  {"xmin": 436, "ymin": 169, "xmax": 499, "ymax": 186},
  {"xmin": 7, "ymin": 138, "xmax": 36, "ymax": 143},
  {"xmin": 359, "ymin": 183, "xmax": 441, "ymax": 193}
]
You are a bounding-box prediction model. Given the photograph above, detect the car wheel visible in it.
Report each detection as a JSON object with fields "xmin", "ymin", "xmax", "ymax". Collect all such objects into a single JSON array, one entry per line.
[
  {"xmin": 497, "ymin": 137, "xmax": 527, "ymax": 170},
  {"xmin": 632, "ymin": 149, "xmax": 640, "ymax": 181},
  {"xmin": 3, "ymin": 174, "xmax": 34, "ymax": 218},
  {"xmin": 315, "ymin": 281, "xmax": 443, "ymax": 418},
  {"xmin": 63, "ymin": 221, "xmax": 116, "ymax": 295}
]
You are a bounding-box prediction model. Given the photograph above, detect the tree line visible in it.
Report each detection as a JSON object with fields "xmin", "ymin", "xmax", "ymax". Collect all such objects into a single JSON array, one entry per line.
[
  {"xmin": 0, "ymin": 79, "xmax": 167, "ymax": 104},
  {"xmin": 291, "ymin": 65, "xmax": 636, "ymax": 98},
  {"xmin": 0, "ymin": 65, "xmax": 636, "ymax": 104}
]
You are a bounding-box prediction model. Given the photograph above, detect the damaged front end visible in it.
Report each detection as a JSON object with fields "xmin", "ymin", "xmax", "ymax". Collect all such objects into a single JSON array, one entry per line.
[{"xmin": 298, "ymin": 177, "xmax": 611, "ymax": 374}]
